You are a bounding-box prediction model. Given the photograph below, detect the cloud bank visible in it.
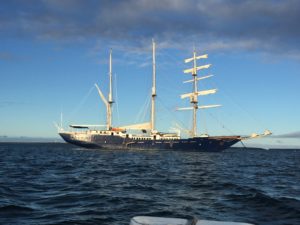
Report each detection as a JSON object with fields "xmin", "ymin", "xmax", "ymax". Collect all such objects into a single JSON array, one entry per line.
[
  {"xmin": 272, "ymin": 131, "xmax": 300, "ymax": 138},
  {"xmin": 1, "ymin": 0, "xmax": 300, "ymax": 55}
]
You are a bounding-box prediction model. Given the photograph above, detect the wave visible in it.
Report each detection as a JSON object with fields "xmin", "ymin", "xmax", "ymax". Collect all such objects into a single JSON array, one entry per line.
[
  {"xmin": 0, "ymin": 204, "xmax": 34, "ymax": 214},
  {"xmin": 224, "ymin": 185, "xmax": 300, "ymax": 223}
]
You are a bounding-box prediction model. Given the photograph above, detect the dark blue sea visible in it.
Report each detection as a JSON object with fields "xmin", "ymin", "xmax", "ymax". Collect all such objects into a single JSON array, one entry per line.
[{"xmin": 0, "ymin": 143, "xmax": 299, "ymax": 225}]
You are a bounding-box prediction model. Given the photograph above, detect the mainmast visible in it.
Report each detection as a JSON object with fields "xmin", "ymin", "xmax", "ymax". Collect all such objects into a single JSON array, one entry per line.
[
  {"xmin": 178, "ymin": 49, "xmax": 220, "ymax": 137},
  {"xmin": 192, "ymin": 49, "xmax": 198, "ymax": 137},
  {"xmin": 107, "ymin": 49, "xmax": 113, "ymax": 130},
  {"xmin": 151, "ymin": 39, "xmax": 156, "ymax": 133}
]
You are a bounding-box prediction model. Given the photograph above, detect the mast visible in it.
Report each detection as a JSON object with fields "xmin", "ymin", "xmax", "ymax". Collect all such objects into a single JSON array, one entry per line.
[
  {"xmin": 151, "ymin": 39, "xmax": 156, "ymax": 133},
  {"xmin": 94, "ymin": 49, "xmax": 115, "ymax": 131},
  {"xmin": 107, "ymin": 49, "xmax": 113, "ymax": 130},
  {"xmin": 192, "ymin": 49, "xmax": 197, "ymax": 137},
  {"xmin": 179, "ymin": 49, "xmax": 220, "ymax": 137}
]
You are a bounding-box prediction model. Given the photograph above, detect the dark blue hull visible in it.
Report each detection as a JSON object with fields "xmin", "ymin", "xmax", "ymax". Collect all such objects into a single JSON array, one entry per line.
[{"xmin": 59, "ymin": 133, "xmax": 240, "ymax": 152}]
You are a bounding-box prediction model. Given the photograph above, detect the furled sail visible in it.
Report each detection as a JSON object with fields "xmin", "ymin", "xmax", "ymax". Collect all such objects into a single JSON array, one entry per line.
[
  {"xmin": 95, "ymin": 83, "xmax": 108, "ymax": 106},
  {"xmin": 180, "ymin": 89, "xmax": 217, "ymax": 99},
  {"xmin": 183, "ymin": 64, "xmax": 211, "ymax": 74},
  {"xmin": 177, "ymin": 105, "xmax": 221, "ymax": 111},
  {"xmin": 184, "ymin": 54, "xmax": 208, "ymax": 63},
  {"xmin": 198, "ymin": 104, "xmax": 221, "ymax": 109},
  {"xmin": 70, "ymin": 124, "xmax": 106, "ymax": 128},
  {"xmin": 241, "ymin": 130, "xmax": 273, "ymax": 140},
  {"xmin": 118, "ymin": 122, "xmax": 151, "ymax": 130},
  {"xmin": 176, "ymin": 107, "xmax": 193, "ymax": 111}
]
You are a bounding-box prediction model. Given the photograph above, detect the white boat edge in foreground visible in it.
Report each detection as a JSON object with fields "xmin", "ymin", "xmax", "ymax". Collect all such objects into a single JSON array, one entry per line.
[{"xmin": 130, "ymin": 216, "xmax": 255, "ymax": 225}]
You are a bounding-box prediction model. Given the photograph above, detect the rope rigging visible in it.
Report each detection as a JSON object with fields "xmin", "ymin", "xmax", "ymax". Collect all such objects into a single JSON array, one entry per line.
[
  {"xmin": 68, "ymin": 85, "xmax": 95, "ymax": 121},
  {"xmin": 134, "ymin": 92, "xmax": 151, "ymax": 124},
  {"xmin": 211, "ymin": 78, "xmax": 267, "ymax": 132},
  {"xmin": 114, "ymin": 72, "xmax": 120, "ymax": 125}
]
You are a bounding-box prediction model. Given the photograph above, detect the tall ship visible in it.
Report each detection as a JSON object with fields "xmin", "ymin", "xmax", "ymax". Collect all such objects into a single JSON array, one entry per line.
[{"xmin": 58, "ymin": 41, "xmax": 271, "ymax": 151}]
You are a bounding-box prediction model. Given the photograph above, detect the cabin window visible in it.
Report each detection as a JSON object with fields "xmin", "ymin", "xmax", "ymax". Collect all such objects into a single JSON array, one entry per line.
[{"xmin": 111, "ymin": 132, "xmax": 114, "ymax": 136}]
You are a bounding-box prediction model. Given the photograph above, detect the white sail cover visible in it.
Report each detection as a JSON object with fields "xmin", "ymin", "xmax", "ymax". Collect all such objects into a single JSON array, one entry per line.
[
  {"xmin": 177, "ymin": 105, "xmax": 221, "ymax": 111},
  {"xmin": 95, "ymin": 83, "xmax": 108, "ymax": 106},
  {"xmin": 176, "ymin": 107, "xmax": 193, "ymax": 111},
  {"xmin": 241, "ymin": 129, "xmax": 272, "ymax": 140},
  {"xmin": 181, "ymin": 89, "xmax": 217, "ymax": 99},
  {"xmin": 184, "ymin": 54, "xmax": 208, "ymax": 63},
  {"xmin": 183, "ymin": 64, "xmax": 211, "ymax": 74},
  {"xmin": 70, "ymin": 124, "xmax": 106, "ymax": 128},
  {"xmin": 198, "ymin": 104, "xmax": 221, "ymax": 109},
  {"xmin": 118, "ymin": 122, "xmax": 151, "ymax": 130}
]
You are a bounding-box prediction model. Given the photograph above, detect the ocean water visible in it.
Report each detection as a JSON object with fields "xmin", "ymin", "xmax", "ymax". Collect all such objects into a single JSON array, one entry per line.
[{"xmin": 0, "ymin": 143, "xmax": 299, "ymax": 225}]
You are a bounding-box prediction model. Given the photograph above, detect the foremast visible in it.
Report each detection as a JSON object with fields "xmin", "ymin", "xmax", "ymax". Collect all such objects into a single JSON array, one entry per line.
[
  {"xmin": 95, "ymin": 49, "xmax": 114, "ymax": 130},
  {"xmin": 178, "ymin": 49, "xmax": 220, "ymax": 137}
]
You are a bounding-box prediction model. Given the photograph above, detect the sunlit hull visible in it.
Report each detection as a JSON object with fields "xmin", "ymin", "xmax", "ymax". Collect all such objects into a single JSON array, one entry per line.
[{"xmin": 59, "ymin": 131, "xmax": 240, "ymax": 152}]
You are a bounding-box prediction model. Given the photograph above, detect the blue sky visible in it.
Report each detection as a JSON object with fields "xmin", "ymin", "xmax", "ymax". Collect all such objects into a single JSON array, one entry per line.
[{"xmin": 0, "ymin": 0, "xmax": 300, "ymax": 147}]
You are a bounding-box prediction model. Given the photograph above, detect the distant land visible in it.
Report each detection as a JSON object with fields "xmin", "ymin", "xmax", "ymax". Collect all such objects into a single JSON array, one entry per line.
[
  {"xmin": 0, "ymin": 136, "xmax": 62, "ymax": 143},
  {"xmin": 230, "ymin": 147, "xmax": 300, "ymax": 151}
]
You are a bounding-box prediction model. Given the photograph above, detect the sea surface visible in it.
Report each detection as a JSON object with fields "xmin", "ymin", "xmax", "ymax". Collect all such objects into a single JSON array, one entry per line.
[{"xmin": 0, "ymin": 143, "xmax": 299, "ymax": 225}]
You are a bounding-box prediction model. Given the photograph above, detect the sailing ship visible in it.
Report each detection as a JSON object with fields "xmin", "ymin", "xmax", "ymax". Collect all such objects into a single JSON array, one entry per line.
[{"xmin": 58, "ymin": 40, "xmax": 271, "ymax": 151}]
